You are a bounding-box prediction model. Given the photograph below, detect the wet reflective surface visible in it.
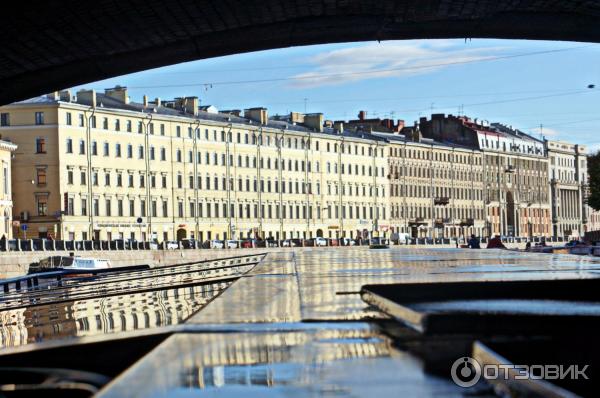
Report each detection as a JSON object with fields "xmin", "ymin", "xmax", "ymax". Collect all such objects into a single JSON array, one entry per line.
[
  {"xmin": 100, "ymin": 247, "xmax": 600, "ymax": 397},
  {"xmin": 0, "ymin": 255, "xmax": 264, "ymax": 348},
  {"xmin": 99, "ymin": 325, "xmax": 465, "ymax": 398}
]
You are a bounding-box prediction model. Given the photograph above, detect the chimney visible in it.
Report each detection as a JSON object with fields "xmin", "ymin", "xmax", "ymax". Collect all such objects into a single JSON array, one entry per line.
[
  {"xmin": 183, "ymin": 96, "xmax": 199, "ymax": 116},
  {"xmin": 304, "ymin": 113, "xmax": 324, "ymax": 132},
  {"xmin": 244, "ymin": 107, "xmax": 268, "ymax": 125},
  {"xmin": 358, "ymin": 110, "xmax": 366, "ymax": 121},
  {"xmin": 77, "ymin": 89, "xmax": 97, "ymax": 108},
  {"xmin": 334, "ymin": 121, "xmax": 344, "ymax": 134},
  {"xmin": 104, "ymin": 86, "xmax": 129, "ymax": 104},
  {"xmin": 59, "ymin": 90, "xmax": 72, "ymax": 102},
  {"xmin": 396, "ymin": 119, "xmax": 405, "ymax": 132},
  {"xmin": 154, "ymin": 97, "xmax": 161, "ymax": 107},
  {"xmin": 411, "ymin": 127, "xmax": 422, "ymax": 142},
  {"xmin": 290, "ymin": 112, "xmax": 305, "ymax": 124},
  {"xmin": 142, "ymin": 95, "xmax": 149, "ymax": 108}
]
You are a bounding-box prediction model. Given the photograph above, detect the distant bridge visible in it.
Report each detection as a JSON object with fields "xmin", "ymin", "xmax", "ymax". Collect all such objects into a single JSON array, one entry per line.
[{"xmin": 1, "ymin": 0, "xmax": 599, "ymax": 104}]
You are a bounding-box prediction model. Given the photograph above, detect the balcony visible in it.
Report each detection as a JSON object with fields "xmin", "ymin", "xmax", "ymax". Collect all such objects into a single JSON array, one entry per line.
[
  {"xmin": 434, "ymin": 197, "xmax": 450, "ymax": 206},
  {"xmin": 505, "ymin": 165, "xmax": 516, "ymax": 173}
]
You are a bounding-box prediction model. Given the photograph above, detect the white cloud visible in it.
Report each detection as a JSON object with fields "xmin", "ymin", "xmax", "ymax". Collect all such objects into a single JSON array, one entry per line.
[
  {"xmin": 289, "ymin": 40, "xmax": 505, "ymax": 88},
  {"xmin": 585, "ymin": 142, "xmax": 600, "ymax": 154},
  {"xmin": 541, "ymin": 127, "xmax": 561, "ymax": 137}
]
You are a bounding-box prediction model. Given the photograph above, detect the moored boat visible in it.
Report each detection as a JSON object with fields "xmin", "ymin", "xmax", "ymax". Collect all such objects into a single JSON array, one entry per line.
[{"xmin": 29, "ymin": 255, "xmax": 111, "ymax": 274}]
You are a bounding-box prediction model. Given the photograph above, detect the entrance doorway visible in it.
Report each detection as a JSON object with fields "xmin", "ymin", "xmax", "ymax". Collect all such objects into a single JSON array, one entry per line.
[
  {"xmin": 316, "ymin": 229, "xmax": 323, "ymax": 238},
  {"xmin": 176, "ymin": 228, "xmax": 187, "ymax": 241}
]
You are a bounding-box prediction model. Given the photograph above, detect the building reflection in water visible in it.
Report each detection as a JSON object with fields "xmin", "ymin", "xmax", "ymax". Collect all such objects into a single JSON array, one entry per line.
[
  {"xmin": 0, "ymin": 281, "xmax": 231, "ymax": 348},
  {"xmin": 99, "ymin": 326, "xmax": 452, "ymax": 398}
]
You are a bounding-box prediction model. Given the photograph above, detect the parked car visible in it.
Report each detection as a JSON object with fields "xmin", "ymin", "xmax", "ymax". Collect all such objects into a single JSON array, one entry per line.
[
  {"xmin": 265, "ymin": 237, "xmax": 278, "ymax": 247},
  {"xmin": 328, "ymin": 238, "xmax": 339, "ymax": 246},
  {"xmin": 149, "ymin": 240, "xmax": 159, "ymax": 250},
  {"xmin": 180, "ymin": 239, "xmax": 198, "ymax": 249},
  {"xmin": 341, "ymin": 237, "xmax": 356, "ymax": 246},
  {"xmin": 226, "ymin": 240, "xmax": 238, "ymax": 249},
  {"xmin": 211, "ymin": 240, "xmax": 224, "ymax": 249},
  {"xmin": 281, "ymin": 239, "xmax": 297, "ymax": 247},
  {"xmin": 241, "ymin": 239, "xmax": 253, "ymax": 248},
  {"xmin": 303, "ymin": 238, "xmax": 315, "ymax": 247},
  {"xmin": 161, "ymin": 240, "xmax": 179, "ymax": 250},
  {"xmin": 315, "ymin": 237, "xmax": 327, "ymax": 247}
]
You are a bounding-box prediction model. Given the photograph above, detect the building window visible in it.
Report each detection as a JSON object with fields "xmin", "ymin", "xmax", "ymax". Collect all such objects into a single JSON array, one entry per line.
[
  {"xmin": 128, "ymin": 174, "xmax": 134, "ymax": 188},
  {"xmin": 138, "ymin": 145, "xmax": 144, "ymax": 159},
  {"xmin": 118, "ymin": 199, "xmax": 123, "ymax": 216},
  {"xmin": 162, "ymin": 175, "xmax": 167, "ymax": 188},
  {"xmin": 79, "ymin": 140, "xmax": 85, "ymax": 154},
  {"xmin": 160, "ymin": 148, "xmax": 166, "ymax": 161},
  {"xmin": 162, "ymin": 200, "xmax": 168, "ymax": 217},
  {"xmin": 139, "ymin": 175, "xmax": 145, "ymax": 188},
  {"xmin": 35, "ymin": 137, "xmax": 46, "ymax": 153},
  {"xmin": 106, "ymin": 199, "xmax": 112, "ymax": 216},
  {"xmin": 117, "ymin": 173, "xmax": 122, "ymax": 187},
  {"xmin": 129, "ymin": 200, "xmax": 135, "ymax": 216},
  {"xmin": 103, "ymin": 117, "xmax": 108, "ymax": 129},
  {"xmin": 103, "ymin": 142, "xmax": 109, "ymax": 156},
  {"xmin": 67, "ymin": 169, "xmax": 73, "ymax": 185},
  {"xmin": 150, "ymin": 146, "xmax": 155, "ymax": 160},
  {"xmin": 91, "ymin": 141, "xmax": 97, "ymax": 155},
  {"xmin": 80, "ymin": 170, "xmax": 87, "ymax": 185},
  {"xmin": 78, "ymin": 114, "xmax": 84, "ymax": 127},
  {"xmin": 92, "ymin": 171, "xmax": 98, "ymax": 186},
  {"xmin": 127, "ymin": 145, "xmax": 133, "ymax": 158},
  {"xmin": 67, "ymin": 197, "xmax": 74, "ymax": 216},
  {"xmin": 105, "ymin": 172, "xmax": 110, "ymax": 186},
  {"xmin": 35, "ymin": 112, "xmax": 44, "ymax": 125},
  {"xmin": 66, "ymin": 138, "xmax": 73, "ymax": 153},
  {"xmin": 126, "ymin": 120, "xmax": 132, "ymax": 132},
  {"xmin": 0, "ymin": 113, "xmax": 9, "ymax": 126},
  {"xmin": 115, "ymin": 119, "xmax": 121, "ymax": 131},
  {"xmin": 37, "ymin": 195, "xmax": 48, "ymax": 216},
  {"xmin": 81, "ymin": 198, "xmax": 87, "ymax": 216},
  {"xmin": 116, "ymin": 143, "xmax": 121, "ymax": 157},
  {"xmin": 93, "ymin": 199, "xmax": 99, "ymax": 216},
  {"xmin": 36, "ymin": 168, "xmax": 47, "ymax": 186}
]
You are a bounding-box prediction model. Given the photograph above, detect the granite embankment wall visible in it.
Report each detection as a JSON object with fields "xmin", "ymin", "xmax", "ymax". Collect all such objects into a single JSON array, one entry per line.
[
  {"xmin": 0, "ymin": 248, "xmax": 270, "ymax": 278},
  {"xmin": 0, "ymin": 241, "xmax": 545, "ymax": 278}
]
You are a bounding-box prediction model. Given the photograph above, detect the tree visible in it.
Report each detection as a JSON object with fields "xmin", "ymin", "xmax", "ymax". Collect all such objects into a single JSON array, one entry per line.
[{"xmin": 587, "ymin": 151, "xmax": 600, "ymax": 211}]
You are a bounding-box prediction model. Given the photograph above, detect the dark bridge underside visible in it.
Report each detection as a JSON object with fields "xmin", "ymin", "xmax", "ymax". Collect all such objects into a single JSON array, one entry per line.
[{"xmin": 2, "ymin": 0, "xmax": 600, "ymax": 105}]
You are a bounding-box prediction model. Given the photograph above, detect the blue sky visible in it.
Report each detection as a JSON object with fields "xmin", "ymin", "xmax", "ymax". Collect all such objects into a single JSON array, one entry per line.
[{"xmin": 75, "ymin": 39, "xmax": 600, "ymax": 151}]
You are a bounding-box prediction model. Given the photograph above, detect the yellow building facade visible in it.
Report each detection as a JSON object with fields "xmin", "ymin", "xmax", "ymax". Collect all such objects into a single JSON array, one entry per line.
[
  {"xmin": 0, "ymin": 88, "xmax": 389, "ymax": 241},
  {"xmin": 0, "ymin": 136, "xmax": 16, "ymax": 239},
  {"xmin": 384, "ymin": 135, "xmax": 486, "ymax": 238}
]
